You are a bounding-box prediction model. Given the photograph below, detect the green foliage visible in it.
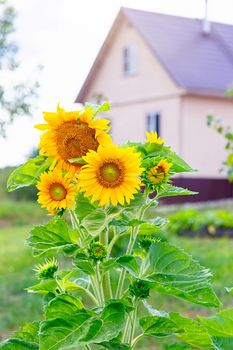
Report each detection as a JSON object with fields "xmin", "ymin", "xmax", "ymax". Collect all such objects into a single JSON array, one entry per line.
[
  {"xmin": 208, "ymin": 115, "xmax": 233, "ymax": 182},
  {"xmin": 39, "ymin": 299, "xmax": 126, "ymax": 350},
  {"xmin": 156, "ymin": 185, "xmax": 198, "ymax": 199},
  {"xmin": 140, "ymin": 312, "xmax": 215, "ymax": 349},
  {"xmin": 7, "ymin": 156, "xmax": 51, "ymax": 192},
  {"xmin": 0, "ymin": 0, "xmax": 40, "ymax": 137},
  {"xmin": 166, "ymin": 208, "xmax": 233, "ymax": 236},
  {"xmin": 147, "ymin": 242, "xmax": 220, "ymax": 307},
  {"xmin": 27, "ymin": 218, "xmax": 79, "ymax": 257}
]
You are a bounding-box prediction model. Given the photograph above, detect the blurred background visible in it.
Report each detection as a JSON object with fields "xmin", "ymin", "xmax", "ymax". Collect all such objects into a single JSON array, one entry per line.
[{"xmin": 0, "ymin": 0, "xmax": 233, "ymax": 347}]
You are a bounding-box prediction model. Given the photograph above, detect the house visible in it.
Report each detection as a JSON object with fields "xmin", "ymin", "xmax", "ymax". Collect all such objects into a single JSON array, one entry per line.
[{"xmin": 75, "ymin": 7, "xmax": 233, "ymax": 201}]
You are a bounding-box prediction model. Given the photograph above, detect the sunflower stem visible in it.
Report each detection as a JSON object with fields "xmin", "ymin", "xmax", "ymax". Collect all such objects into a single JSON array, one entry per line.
[
  {"xmin": 96, "ymin": 262, "xmax": 105, "ymax": 307},
  {"xmin": 131, "ymin": 333, "xmax": 144, "ymax": 349},
  {"xmin": 90, "ymin": 275, "xmax": 102, "ymax": 307},
  {"xmin": 78, "ymin": 285, "xmax": 98, "ymax": 305},
  {"xmin": 115, "ymin": 198, "xmax": 156, "ymax": 299},
  {"xmin": 129, "ymin": 300, "xmax": 138, "ymax": 345},
  {"xmin": 69, "ymin": 210, "xmax": 85, "ymax": 242},
  {"xmin": 100, "ymin": 230, "xmax": 113, "ymax": 299}
]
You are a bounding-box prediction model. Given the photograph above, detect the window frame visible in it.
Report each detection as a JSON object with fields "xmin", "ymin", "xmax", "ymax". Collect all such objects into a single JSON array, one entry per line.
[
  {"xmin": 122, "ymin": 44, "xmax": 138, "ymax": 76},
  {"xmin": 146, "ymin": 112, "xmax": 161, "ymax": 136}
]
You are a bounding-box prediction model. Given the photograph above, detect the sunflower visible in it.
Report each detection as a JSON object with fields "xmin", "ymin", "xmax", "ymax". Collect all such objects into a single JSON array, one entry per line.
[
  {"xmin": 145, "ymin": 131, "xmax": 164, "ymax": 145},
  {"xmin": 78, "ymin": 144, "xmax": 143, "ymax": 206},
  {"xmin": 35, "ymin": 104, "xmax": 111, "ymax": 177},
  {"xmin": 142, "ymin": 159, "xmax": 172, "ymax": 190},
  {"xmin": 37, "ymin": 169, "xmax": 78, "ymax": 214},
  {"xmin": 34, "ymin": 258, "xmax": 58, "ymax": 279}
]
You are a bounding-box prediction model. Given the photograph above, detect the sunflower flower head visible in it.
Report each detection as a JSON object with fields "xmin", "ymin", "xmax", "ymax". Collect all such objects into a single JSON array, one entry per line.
[
  {"xmin": 78, "ymin": 144, "xmax": 143, "ymax": 207},
  {"xmin": 129, "ymin": 279, "xmax": 150, "ymax": 299},
  {"xmin": 142, "ymin": 159, "xmax": 173, "ymax": 191},
  {"xmin": 36, "ymin": 169, "xmax": 78, "ymax": 214},
  {"xmin": 35, "ymin": 104, "xmax": 112, "ymax": 177},
  {"xmin": 88, "ymin": 242, "xmax": 107, "ymax": 261},
  {"xmin": 145, "ymin": 131, "xmax": 164, "ymax": 145},
  {"xmin": 34, "ymin": 258, "xmax": 58, "ymax": 279}
]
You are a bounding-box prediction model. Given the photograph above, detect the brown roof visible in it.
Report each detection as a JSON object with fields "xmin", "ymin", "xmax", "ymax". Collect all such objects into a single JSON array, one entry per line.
[{"xmin": 76, "ymin": 8, "xmax": 233, "ymax": 102}]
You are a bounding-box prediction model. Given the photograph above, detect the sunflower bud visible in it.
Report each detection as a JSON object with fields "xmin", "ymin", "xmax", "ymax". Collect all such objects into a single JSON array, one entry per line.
[
  {"xmin": 139, "ymin": 236, "xmax": 160, "ymax": 252},
  {"xmin": 34, "ymin": 258, "xmax": 58, "ymax": 279},
  {"xmin": 88, "ymin": 242, "xmax": 107, "ymax": 261},
  {"xmin": 129, "ymin": 279, "xmax": 150, "ymax": 299}
]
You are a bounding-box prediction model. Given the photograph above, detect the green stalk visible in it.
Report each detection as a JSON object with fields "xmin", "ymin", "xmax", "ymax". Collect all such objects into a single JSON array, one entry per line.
[
  {"xmin": 100, "ymin": 230, "xmax": 113, "ymax": 299},
  {"xmin": 90, "ymin": 275, "xmax": 102, "ymax": 306},
  {"xmin": 69, "ymin": 210, "xmax": 85, "ymax": 241},
  {"xmin": 115, "ymin": 198, "xmax": 157, "ymax": 299},
  {"xmin": 131, "ymin": 333, "xmax": 144, "ymax": 349},
  {"xmin": 122, "ymin": 314, "xmax": 131, "ymax": 343},
  {"xmin": 69, "ymin": 210, "xmax": 102, "ymax": 309},
  {"xmin": 96, "ymin": 262, "xmax": 105, "ymax": 307},
  {"xmin": 129, "ymin": 302, "xmax": 138, "ymax": 345},
  {"xmin": 78, "ymin": 285, "xmax": 98, "ymax": 305},
  {"xmin": 115, "ymin": 229, "xmax": 135, "ymax": 298},
  {"xmin": 85, "ymin": 345, "xmax": 92, "ymax": 350}
]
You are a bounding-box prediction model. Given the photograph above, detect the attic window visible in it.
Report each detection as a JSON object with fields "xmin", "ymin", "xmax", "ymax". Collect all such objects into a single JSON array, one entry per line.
[{"xmin": 123, "ymin": 45, "xmax": 138, "ymax": 75}]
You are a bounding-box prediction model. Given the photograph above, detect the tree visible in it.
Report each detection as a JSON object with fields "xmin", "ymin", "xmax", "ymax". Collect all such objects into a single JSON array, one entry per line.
[
  {"xmin": 207, "ymin": 89, "xmax": 233, "ymax": 182},
  {"xmin": 0, "ymin": 0, "xmax": 39, "ymax": 137}
]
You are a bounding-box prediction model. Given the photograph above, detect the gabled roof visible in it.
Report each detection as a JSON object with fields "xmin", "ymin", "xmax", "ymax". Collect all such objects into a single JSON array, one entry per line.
[{"xmin": 76, "ymin": 7, "xmax": 233, "ymax": 102}]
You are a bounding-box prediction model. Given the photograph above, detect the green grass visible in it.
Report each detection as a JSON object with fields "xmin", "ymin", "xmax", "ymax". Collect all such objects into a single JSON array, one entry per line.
[
  {"xmin": 0, "ymin": 200, "xmax": 46, "ymax": 227},
  {"xmin": 0, "ymin": 225, "xmax": 42, "ymax": 340}
]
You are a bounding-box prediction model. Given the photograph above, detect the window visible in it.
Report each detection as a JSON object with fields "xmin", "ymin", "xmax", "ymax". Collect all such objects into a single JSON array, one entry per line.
[
  {"xmin": 146, "ymin": 112, "xmax": 161, "ymax": 135},
  {"xmin": 123, "ymin": 45, "xmax": 138, "ymax": 75}
]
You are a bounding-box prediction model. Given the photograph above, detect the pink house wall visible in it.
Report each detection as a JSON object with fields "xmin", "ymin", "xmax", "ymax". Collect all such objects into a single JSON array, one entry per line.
[
  {"xmin": 181, "ymin": 95, "xmax": 233, "ymax": 178},
  {"xmin": 82, "ymin": 15, "xmax": 233, "ymax": 180}
]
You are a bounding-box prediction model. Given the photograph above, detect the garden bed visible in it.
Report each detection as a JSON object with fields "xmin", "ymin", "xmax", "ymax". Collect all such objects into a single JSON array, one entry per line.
[{"xmin": 165, "ymin": 208, "xmax": 233, "ymax": 238}]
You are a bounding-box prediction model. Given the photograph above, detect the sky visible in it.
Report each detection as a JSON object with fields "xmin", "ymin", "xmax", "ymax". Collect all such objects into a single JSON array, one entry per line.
[{"xmin": 0, "ymin": 0, "xmax": 233, "ymax": 167}]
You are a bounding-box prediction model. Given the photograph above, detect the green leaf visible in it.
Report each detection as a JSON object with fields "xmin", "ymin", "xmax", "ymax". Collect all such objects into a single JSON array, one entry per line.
[
  {"xmin": 199, "ymin": 308, "xmax": 233, "ymax": 337},
  {"xmin": 39, "ymin": 300, "xmax": 126, "ymax": 349},
  {"xmin": 146, "ymin": 242, "xmax": 220, "ymax": 307},
  {"xmin": 110, "ymin": 212, "xmax": 144, "ymax": 227},
  {"xmin": 81, "ymin": 208, "xmax": 108, "ymax": 236},
  {"xmin": 159, "ymin": 147, "xmax": 195, "ymax": 173},
  {"xmin": 27, "ymin": 218, "xmax": 78, "ymax": 257},
  {"xmin": 75, "ymin": 192, "xmax": 97, "ymax": 221},
  {"xmin": 74, "ymin": 253, "xmax": 95, "ymax": 275},
  {"xmin": 137, "ymin": 221, "xmax": 165, "ymax": 235},
  {"xmin": 0, "ymin": 322, "xmax": 39, "ymax": 349},
  {"xmin": 157, "ymin": 185, "xmax": 198, "ymax": 199},
  {"xmin": 170, "ymin": 313, "xmax": 215, "ymax": 349},
  {"xmin": 26, "ymin": 280, "xmax": 57, "ymax": 294},
  {"xmin": 140, "ymin": 312, "xmax": 214, "ymax": 349},
  {"xmin": 117, "ymin": 255, "xmax": 140, "ymax": 278},
  {"xmin": 7, "ymin": 156, "xmax": 51, "ymax": 192},
  {"xmin": 45, "ymin": 294, "xmax": 83, "ymax": 319},
  {"xmin": 93, "ymin": 301, "xmax": 126, "ymax": 343},
  {"xmin": 100, "ymin": 339, "xmax": 130, "ymax": 349},
  {"xmin": 0, "ymin": 339, "xmax": 38, "ymax": 349},
  {"xmin": 85, "ymin": 101, "xmax": 111, "ymax": 115},
  {"xmin": 140, "ymin": 315, "xmax": 181, "ymax": 337},
  {"xmin": 212, "ymin": 337, "xmax": 233, "ymax": 350},
  {"xmin": 102, "ymin": 258, "xmax": 118, "ymax": 272},
  {"xmin": 144, "ymin": 146, "xmax": 195, "ymax": 173},
  {"xmin": 13, "ymin": 322, "xmax": 39, "ymax": 343},
  {"xmin": 165, "ymin": 344, "xmax": 191, "ymax": 350}
]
